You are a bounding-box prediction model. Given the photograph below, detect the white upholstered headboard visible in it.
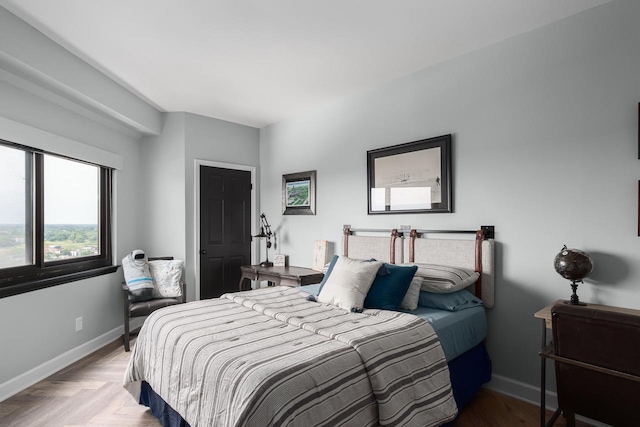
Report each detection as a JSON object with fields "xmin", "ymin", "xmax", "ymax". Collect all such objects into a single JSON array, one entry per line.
[{"xmin": 343, "ymin": 227, "xmax": 495, "ymax": 308}]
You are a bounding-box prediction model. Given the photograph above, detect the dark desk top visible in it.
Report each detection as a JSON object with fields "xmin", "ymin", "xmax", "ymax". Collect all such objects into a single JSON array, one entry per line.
[{"xmin": 241, "ymin": 265, "xmax": 323, "ymax": 278}]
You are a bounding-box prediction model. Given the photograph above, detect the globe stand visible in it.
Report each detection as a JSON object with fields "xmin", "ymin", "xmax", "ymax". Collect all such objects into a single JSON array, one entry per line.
[{"xmin": 564, "ymin": 280, "xmax": 587, "ymax": 306}]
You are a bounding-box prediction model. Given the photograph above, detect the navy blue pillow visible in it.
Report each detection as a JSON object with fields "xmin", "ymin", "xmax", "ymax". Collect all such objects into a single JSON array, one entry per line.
[{"xmin": 364, "ymin": 264, "xmax": 418, "ymax": 310}]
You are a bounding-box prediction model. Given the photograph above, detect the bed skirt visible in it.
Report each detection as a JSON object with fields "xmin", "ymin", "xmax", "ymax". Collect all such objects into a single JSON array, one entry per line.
[
  {"xmin": 138, "ymin": 342, "xmax": 491, "ymax": 427},
  {"xmin": 447, "ymin": 342, "xmax": 492, "ymax": 412}
]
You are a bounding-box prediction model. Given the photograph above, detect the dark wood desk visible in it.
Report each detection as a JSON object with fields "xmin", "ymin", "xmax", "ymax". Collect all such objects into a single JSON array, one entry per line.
[
  {"xmin": 239, "ymin": 265, "xmax": 324, "ymax": 291},
  {"xmin": 534, "ymin": 300, "xmax": 640, "ymax": 427}
]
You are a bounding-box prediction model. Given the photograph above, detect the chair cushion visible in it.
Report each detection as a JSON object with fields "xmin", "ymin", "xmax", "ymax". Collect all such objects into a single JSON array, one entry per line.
[{"xmin": 129, "ymin": 298, "xmax": 181, "ymax": 317}]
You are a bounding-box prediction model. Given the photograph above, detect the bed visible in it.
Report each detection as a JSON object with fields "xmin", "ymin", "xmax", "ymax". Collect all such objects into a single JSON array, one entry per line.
[{"xmin": 124, "ymin": 227, "xmax": 494, "ymax": 427}]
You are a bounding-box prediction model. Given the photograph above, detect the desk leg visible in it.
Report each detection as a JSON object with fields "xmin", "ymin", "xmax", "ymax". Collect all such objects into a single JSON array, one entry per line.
[
  {"xmin": 540, "ymin": 319, "xmax": 547, "ymax": 427},
  {"xmin": 239, "ymin": 273, "xmax": 253, "ymax": 291}
]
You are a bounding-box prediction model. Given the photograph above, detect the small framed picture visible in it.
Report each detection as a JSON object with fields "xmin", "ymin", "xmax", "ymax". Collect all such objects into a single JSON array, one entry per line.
[
  {"xmin": 273, "ymin": 254, "xmax": 287, "ymax": 267},
  {"xmin": 282, "ymin": 171, "xmax": 316, "ymax": 215}
]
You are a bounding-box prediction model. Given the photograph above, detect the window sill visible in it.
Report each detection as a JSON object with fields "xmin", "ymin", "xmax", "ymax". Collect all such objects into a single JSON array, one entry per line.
[{"xmin": 0, "ymin": 265, "xmax": 119, "ymax": 299}]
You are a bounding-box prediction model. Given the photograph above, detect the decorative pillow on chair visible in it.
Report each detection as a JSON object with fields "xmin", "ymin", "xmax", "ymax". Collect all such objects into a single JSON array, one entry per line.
[
  {"xmin": 403, "ymin": 263, "xmax": 479, "ymax": 293},
  {"xmin": 317, "ymin": 256, "xmax": 383, "ymax": 312},
  {"xmin": 364, "ymin": 264, "xmax": 417, "ymax": 310},
  {"xmin": 122, "ymin": 250, "xmax": 155, "ymax": 302},
  {"xmin": 149, "ymin": 259, "xmax": 184, "ymax": 298}
]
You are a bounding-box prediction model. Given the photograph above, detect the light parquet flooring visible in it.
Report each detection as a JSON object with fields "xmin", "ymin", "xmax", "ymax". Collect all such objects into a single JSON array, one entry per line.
[
  {"xmin": 0, "ymin": 339, "xmax": 160, "ymax": 427},
  {"xmin": 0, "ymin": 338, "xmax": 593, "ymax": 427}
]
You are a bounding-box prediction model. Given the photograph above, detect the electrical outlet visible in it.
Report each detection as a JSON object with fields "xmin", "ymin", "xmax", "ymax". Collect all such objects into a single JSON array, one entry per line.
[{"xmin": 75, "ymin": 317, "xmax": 83, "ymax": 332}]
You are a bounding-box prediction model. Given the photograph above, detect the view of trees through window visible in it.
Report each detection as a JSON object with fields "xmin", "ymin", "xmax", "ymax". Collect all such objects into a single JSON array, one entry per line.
[
  {"xmin": 0, "ymin": 146, "xmax": 100, "ymax": 269},
  {"xmin": 0, "ymin": 224, "xmax": 98, "ymax": 268}
]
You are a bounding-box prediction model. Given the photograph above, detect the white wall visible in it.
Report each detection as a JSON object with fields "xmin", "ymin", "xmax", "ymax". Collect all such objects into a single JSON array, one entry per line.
[
  {"xmin": 184, "ymin": 113, "xmax": 260, "ymax": 296},
  {"xmin": 0, "ymin": 6, "xmax": 261, "ymax": 400},
  {"xmin": 0, "ymin": 56, "xmax": 143, "ymax": 389},
  {"xmin": 259, "ymin": 0, "xmax": 640, "ymax": 398},
  {"xmin": 139, "ymin": 113, "xmax": 187, "ymax": 262},
  {"xmin": 0, "ymin": 7, "xmax": 157, "ymax": 397},
  {"xmin": 139, "ymin": 112, "xmax": 260, "ymax": 300}
]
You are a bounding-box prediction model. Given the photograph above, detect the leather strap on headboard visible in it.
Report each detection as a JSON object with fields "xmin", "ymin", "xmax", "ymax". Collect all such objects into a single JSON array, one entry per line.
[
  {"xmin": 474, "ymin": 230, "xmax": 484, "ymax": 298},
  {"xmin": 409, "ymin": 229, "xmax": 417, "ymax": 262},
  {"xmin": 390, "ymin": 229, "xmax": 398, "ymax": 264},
  {"xmin": 343, "ymin": 227, "xmax": 398, "ymax": 264},
  {"xmin": 343, "ymin": 227, "xmax": 350, "ymax": 257}
]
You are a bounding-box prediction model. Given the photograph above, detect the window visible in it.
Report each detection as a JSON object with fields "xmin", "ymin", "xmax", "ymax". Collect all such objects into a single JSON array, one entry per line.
[{"xmin": 0, "ymin": 140, "xmax": 115, "ymax": 298}]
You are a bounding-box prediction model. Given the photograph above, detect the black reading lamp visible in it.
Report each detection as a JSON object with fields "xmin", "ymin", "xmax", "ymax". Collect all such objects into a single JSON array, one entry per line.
[{"xmin": 254, "ymin": 213, "xmax": 273, "ymax": 267}]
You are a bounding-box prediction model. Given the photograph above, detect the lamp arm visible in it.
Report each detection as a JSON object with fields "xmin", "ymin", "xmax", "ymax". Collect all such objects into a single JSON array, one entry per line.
[
  {"xmin": 258, "ymin": 213, "xmax": 274, "ymax": 267},
  {"xmin": 260, "ymin": 213, "xmax": 273, "ymax": 238}
]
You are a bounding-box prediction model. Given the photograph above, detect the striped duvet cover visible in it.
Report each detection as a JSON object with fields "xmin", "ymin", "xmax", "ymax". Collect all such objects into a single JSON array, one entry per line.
[{"xmin": 124, "ymin": 286, "xmax": 457, "ymax": 427}]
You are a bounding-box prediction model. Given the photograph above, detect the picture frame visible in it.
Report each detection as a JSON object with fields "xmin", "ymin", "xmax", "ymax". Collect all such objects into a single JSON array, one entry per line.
[
  {"xmin": 273, "ymin": 254, "xmax": 287, "ymax": 267},
  {"xmin": 313, "ymin": 240, "xmax": 328, "ymax": 271},
  {"xmin": 367, "ymin": 134, "xmax": 452, "ymax": 214},
  {"xmin": 282, "ymin": 170, "xmax": 316, "ymax": 215}
]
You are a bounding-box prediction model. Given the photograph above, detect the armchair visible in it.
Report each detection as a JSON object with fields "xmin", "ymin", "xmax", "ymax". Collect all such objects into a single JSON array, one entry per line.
[
  {"xmin": 549, "ymin": 303, "xmax": 640, "ymax": 426},
  {"xmin": 122, "ymin": 256, "xmax": 186, "ymax": 351}
]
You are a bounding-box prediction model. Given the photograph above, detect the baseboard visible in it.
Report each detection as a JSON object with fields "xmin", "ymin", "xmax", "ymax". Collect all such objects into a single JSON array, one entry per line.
[
  {"xmin": 0, "ymin": 318, "xmax": 143, "ymax": 402},
  {"xmin": 485, "ymin": 374, "xmax": 610, "ymax": 427}
]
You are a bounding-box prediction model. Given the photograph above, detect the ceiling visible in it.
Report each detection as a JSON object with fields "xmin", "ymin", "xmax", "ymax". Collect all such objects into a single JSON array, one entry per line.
[{"xmin": 0, "ymin": 0, "xmax": 611, "ymax": 129}]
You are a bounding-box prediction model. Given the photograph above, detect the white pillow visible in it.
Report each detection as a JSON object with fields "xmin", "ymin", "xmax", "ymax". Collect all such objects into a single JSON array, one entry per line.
[
  {"xmin": 403, "ymin": 263, "xmax": 479, "ymax": 294},
  {"xmin": 149, "ymin": 259, "xmax": 184, "ymax": 298},
  {"xmin": 400, "ymin": 276, "xmax": 423, "ymax": 311},
  {"xmin": 317, "ymin": 257, "xmax": 383, "ymax": 311}
]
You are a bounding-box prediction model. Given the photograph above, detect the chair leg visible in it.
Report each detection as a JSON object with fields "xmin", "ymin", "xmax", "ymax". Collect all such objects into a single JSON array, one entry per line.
[
  {"xmin": 123, "ymin": 291, "xmax": 130, "ymax": 352},
  {"xmin": 124, "ymin": 314, "xmax": 131, "ymax": 352},
  {"xmin": 563, "ymin": 411, "xmax": 576, "ymax": 427},
  {"xmin": 124, "ymin": 319, "xmax": 130, "ymax": 352}
]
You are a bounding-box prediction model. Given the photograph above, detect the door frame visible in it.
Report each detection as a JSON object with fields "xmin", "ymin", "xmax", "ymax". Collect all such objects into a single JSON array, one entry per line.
[{"xmin": 194, "ymin": 159, "xmax": 257, "ymax": 301}]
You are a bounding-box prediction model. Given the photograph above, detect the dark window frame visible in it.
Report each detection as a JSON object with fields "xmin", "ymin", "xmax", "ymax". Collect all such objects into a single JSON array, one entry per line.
[{"xmin": 0, "ymin": 140, "xmax": 116, "ymax": 298}]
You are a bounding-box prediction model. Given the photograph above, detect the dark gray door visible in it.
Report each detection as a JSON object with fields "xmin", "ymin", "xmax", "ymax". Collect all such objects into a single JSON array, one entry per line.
[{"xmin": 199, "ymin": 165, "xmax": 251, "ymax": 299}]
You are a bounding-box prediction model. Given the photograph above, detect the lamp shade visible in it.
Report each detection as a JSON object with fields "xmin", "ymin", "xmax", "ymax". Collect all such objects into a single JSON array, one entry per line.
[{"xmin": 553, "ymin": 246, "xmax": 594, "ymax": 281}]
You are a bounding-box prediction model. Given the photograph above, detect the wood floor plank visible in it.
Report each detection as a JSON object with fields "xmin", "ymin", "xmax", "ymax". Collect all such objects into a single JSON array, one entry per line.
[
  {"xmin": 451, "ymin": 388, "xmax": 593, "ymax": 427},
  {"xmin": 0, "ymin": 338, "xmax": 593, "ymax": 426}
]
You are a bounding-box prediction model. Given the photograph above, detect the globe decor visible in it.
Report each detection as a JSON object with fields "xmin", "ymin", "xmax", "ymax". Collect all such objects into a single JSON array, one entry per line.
[{"xmin": 553, "ymin": 245, "xmax": 594, "ymax": 305}]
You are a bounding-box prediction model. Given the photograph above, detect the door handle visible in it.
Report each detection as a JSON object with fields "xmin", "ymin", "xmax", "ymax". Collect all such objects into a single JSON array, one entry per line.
[{"xmin": 200, "ymin": 249, "xmax": 207, "ymax": 255}]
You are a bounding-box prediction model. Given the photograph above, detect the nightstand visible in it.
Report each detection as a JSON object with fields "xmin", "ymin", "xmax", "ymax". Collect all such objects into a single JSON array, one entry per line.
[{"xmin": 239, "ymin": 265, "xmax": 324, "ymax": 291}]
